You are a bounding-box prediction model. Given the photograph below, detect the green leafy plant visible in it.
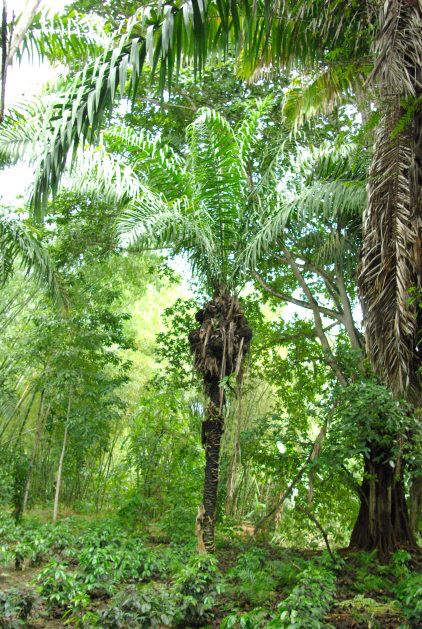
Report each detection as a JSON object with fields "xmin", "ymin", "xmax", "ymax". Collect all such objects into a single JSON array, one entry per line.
[
  {"xmin": 0, "ymin": 587, "xmax": 35, "ymax": 626},
  {"xmin": 268, "ymin": 562, "xmax": 336, "ymax": 628},
  {"xmin": 36, "ymin": 560, "xmax": 89, "ymax": 614},
  {"xmin": 395, "ymin": 573, "xmax": 422, "ymax": 627},
  {"xmin": 221, "ymin": 607, "xmax": 270, "ymax": 629},
  {"xmin": 173, "ymin": 554, "xmax": 225, "ymax": 625},
  {"xmin": 101, "ymin": 584, "xmax": 179, "ymax": 628},
  {"xmin": 227, "ymin": 547, "xmax": 277, "ymax": 606}
]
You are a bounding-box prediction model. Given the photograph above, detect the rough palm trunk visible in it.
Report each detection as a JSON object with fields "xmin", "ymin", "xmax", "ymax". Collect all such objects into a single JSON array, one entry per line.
[
  {"xmin": 354, "ymin": 0, "xmax": 422, "ymax": 556},
  {"xmin": 189, "ymin": 288, "xmax": 252, "ymax": 552},
  {"xmin": 349, "ymin": 445, "xmax": 416, "ymax": 558}
]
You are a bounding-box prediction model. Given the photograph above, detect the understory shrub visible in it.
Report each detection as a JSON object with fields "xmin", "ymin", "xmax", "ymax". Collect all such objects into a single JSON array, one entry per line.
[
  {"xmin": 223, "ymin": 558, "xmax": 337, "ymax": 629},
  {"xmin": 227, "ymin": 547, "xmax": 277, "ymax": 605},
  {"xmin": 268, "ymin": 562, "xmax": 336, "ymax": 629},
  {"xmin": 36, "ymin": 560, "xmax": 89, "ymax": 614},
  {"xmin": 101, "ymin": 584, "xmax": 180, "ymax": 628},
  {"xmin": 395, "ymin": 572, "xmax": 422, "ymax": 627},
  {"xmin": 0, "ymin": 587, "xmax": 35, "ymax": 626}
]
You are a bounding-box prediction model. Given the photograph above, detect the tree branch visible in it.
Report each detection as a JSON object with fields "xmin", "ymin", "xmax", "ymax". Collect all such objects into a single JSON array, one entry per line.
[
  {"xmin": 252, "ymin": 270, "xmax": 344, "ymax": 322},
  {"xmin": 279, "ymin": 246, "xmax": 348, "ymax": 385}
]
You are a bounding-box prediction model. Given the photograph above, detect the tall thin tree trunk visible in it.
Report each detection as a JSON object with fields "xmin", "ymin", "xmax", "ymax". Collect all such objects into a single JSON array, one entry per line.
[
  {"xmin": 53, "ymin": 392, "xmax": 71, "ymax": 522},
  {"xmin": 0, "ymin": 0, "xmax": 8, "ymax": 124},
  {"xmin": 410, "ymin": 476, "xmax": 422, "ymax": 536},
  {"xmin": 225, "ymin": 393, "xmax": 242, "ymax": 515},
  {"xmin": 23, "ymin": 395, "xmax": 50, "ymax": 512}
]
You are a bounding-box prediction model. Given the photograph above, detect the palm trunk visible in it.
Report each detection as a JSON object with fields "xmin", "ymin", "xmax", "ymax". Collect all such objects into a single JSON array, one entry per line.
[
  {"xmin": 53, "ymin": 391, "xmax": 71, "ymax": 522},
  {"xmin": 201, "ymin": 379, "xmax": 224, "ymax": 551},
  {"xmin": 349, "ymin": 446, "xmax": 416, "ymax": 558},
  {"xmin": 225, "ymin": 393, "xmax": 242, "ymax": 515},
  {"xmin": 189, "ymin": 288, "xmax": 252, "ymax": 553}
]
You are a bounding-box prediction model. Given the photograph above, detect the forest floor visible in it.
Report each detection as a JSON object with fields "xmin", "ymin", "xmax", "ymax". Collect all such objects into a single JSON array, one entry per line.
[{"xmin": 0, "ymin": 512, "xmax": 420, "ymax": 628}]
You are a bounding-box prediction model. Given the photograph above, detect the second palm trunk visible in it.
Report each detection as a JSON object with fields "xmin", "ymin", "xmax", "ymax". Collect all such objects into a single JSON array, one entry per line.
[{"xmin": 189, "ymin": 289, "xmax": 252, "ymax": 552}]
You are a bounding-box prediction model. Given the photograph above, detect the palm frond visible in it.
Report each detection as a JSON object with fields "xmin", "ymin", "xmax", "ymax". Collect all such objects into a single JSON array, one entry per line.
[
  {"xmin": 30, "ymin": 11, "xmax": 147, "ymax": 217},
  {"xmin": 105, "ymin": 126, "xmax": 187, "ymax": 200},
  {"xmin": 0, "ymin": 100, "xmax": 49, "ymax": 165},
  {"xmin": 187, "ymin": 107, "xmax": 246, "ymax": 280},
  {"xmin": 64, "ymin": 145, "xmax": 141, "ymax": 206},
  {"xmin": 242, "ymin": 193, "xmax": 287, "ymax": 270},
  {"xmin": 235, "ymin": 96, "xmax": 273, "ymax": 167},
  {"xmin": 283, "ymin": 62, "xmax": 370, "ymax": 130},
  {"xmin": 16, "ymin": 11, "xmax": 108, "ymax": 67},
  {"xmin": 292, "ymin": 180, "xmax": 366, "ymax": 224},
  {"xmin": 0, "ymin": 213, "xmax": 64, "ymax": 304},
  {"xmin": 119, "ymin": 192, "xmax": 218, "ymax": 282}
]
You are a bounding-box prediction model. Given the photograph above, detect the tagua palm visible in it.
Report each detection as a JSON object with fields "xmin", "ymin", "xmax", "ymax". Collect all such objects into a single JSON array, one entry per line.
[{"xmin": 115, "ymin": 104, "xmax": 275, "ymax": 550}]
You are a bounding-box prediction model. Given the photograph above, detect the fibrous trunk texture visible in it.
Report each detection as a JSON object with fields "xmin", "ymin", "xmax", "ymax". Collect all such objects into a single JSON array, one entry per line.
[
  {"xmin": 360, "ymin": 0, "xmax": 422, "ymax": 400},
  {"xmin": 189, "ymin": 288, "xmax": 252, "ymax": 552},
  {"xmin": 349, "ymin": 446, "xmax": 416, "ymax": 559}
]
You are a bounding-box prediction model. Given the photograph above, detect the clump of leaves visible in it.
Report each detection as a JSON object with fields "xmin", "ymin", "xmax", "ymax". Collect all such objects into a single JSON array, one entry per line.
[
  {"xmin": 0, "ymin": 587, "xmax": 35, "ymax": 625},
  {"xmin": 268, "ymin": 561, "xmax": 336, "ymax": 628},
  {"xmin": 334, "ymin": 595, "xmax": 402, "ymax": 626},
  {"xmin": 36, "ymin": 560, "xmax": 89, "ymax": 614},
  {"xmin": 395, "ymin": 572, "xmax": 422, "ymax": 627},
  {"xmin": 78, "ymin": 536, "xmax": 163, "ymax": 593},
  {"xmin": 227, "ymin": 547, "xmax": 277, "ymax": 606},
  {"xmin": 100, "ymin": 584, "xmax": 179, "ymax": 628},
  {"xmin": 173, "ymin": 554, "xmax": 225, "ymax": 625},
  {"xmin": 221, "ymin": 607, "xmax": 270, "ymax": 629}
]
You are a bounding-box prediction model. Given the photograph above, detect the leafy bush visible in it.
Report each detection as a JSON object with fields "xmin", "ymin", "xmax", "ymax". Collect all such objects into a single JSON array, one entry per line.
[
  {"xmin": 221, "ymin": 607, "xmax": 270, "ymax": 629},
  {"xmin": 173, "ymin": 554, "xmax": 224, "ymax": 625},
  {"xmin": 101, "ymin": 584, "xmax": 179, "ymax": 628},
  {"xmin": 268, "ymin": 563, "xmax": 336, "ymax": 628},
  {"xmin": 395, "ymin": 572, "xmax": 422, "ymax": 627},
  {"xmin": 227, "ymin": 547, "xmax": 277, "ymax": 606},
  {"xmin": 0, "ymin": 587, "xmax": 35, "ymax": 625},
  {"xmin": 36, "ymin": 560, "xmax": 89, "ymax": 614},
  {"xmin": 78, "ymin": 536, "xmax": 163, "ymax": 592},
  {"xmin": 334, "ymin": 595, "xmax": 402, "ymax": 627}
]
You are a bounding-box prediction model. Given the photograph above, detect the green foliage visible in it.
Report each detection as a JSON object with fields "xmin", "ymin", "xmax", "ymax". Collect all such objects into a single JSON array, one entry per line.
[
  {"xmin": 101, "ymin": 584, "xmax": 179, "ymax": 628},
  {"xmin": 334, "ymin": 595, "xmax": 401, "ymax": 628},
  {"xmin": 36, "ymin": 560, "xmax": 89, "ymax": 612},
  {"xmin": 268, "ymin": 561, "xmax": 336, "ymax": 628},
  {"xmin": 78, "ymin": 536, "xmax": 163, "ymax": 592},
  {"xmin": 0, "ymin": 587, "xmax": 35, "ymax": 626},
  {"xmin": 227, "ymin": 547, "xmax": 278, "ymax": 606},
  {"xmin": 329, "ymin": 380, "xmax": 421, "ymax": 466},
  {"xmin": 173, "ymin": 554, "xmax": 225, "ymax": 624},
  {"xmin": 221, "ymin": 607, "xmax": 270, "ymax": 629},
  {"xmin": 396, "ymin": 573, "xmax": 422, "ymax": 626}
]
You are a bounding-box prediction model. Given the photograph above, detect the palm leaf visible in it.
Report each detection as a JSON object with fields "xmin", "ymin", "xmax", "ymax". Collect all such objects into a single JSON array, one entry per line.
[
  {"xmin": 16, "ymin": 10, "xmax": 108, "ymax": 67},
  {"xmin": 0, "ymin": 213, "xmax": 64, "ymax": 303}
]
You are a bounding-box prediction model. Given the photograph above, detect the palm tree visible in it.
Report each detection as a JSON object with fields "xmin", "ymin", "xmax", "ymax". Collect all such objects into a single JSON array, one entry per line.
[{"xmin": 112, "ymin": 103, "xmax": 274, "ymax": 550}]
